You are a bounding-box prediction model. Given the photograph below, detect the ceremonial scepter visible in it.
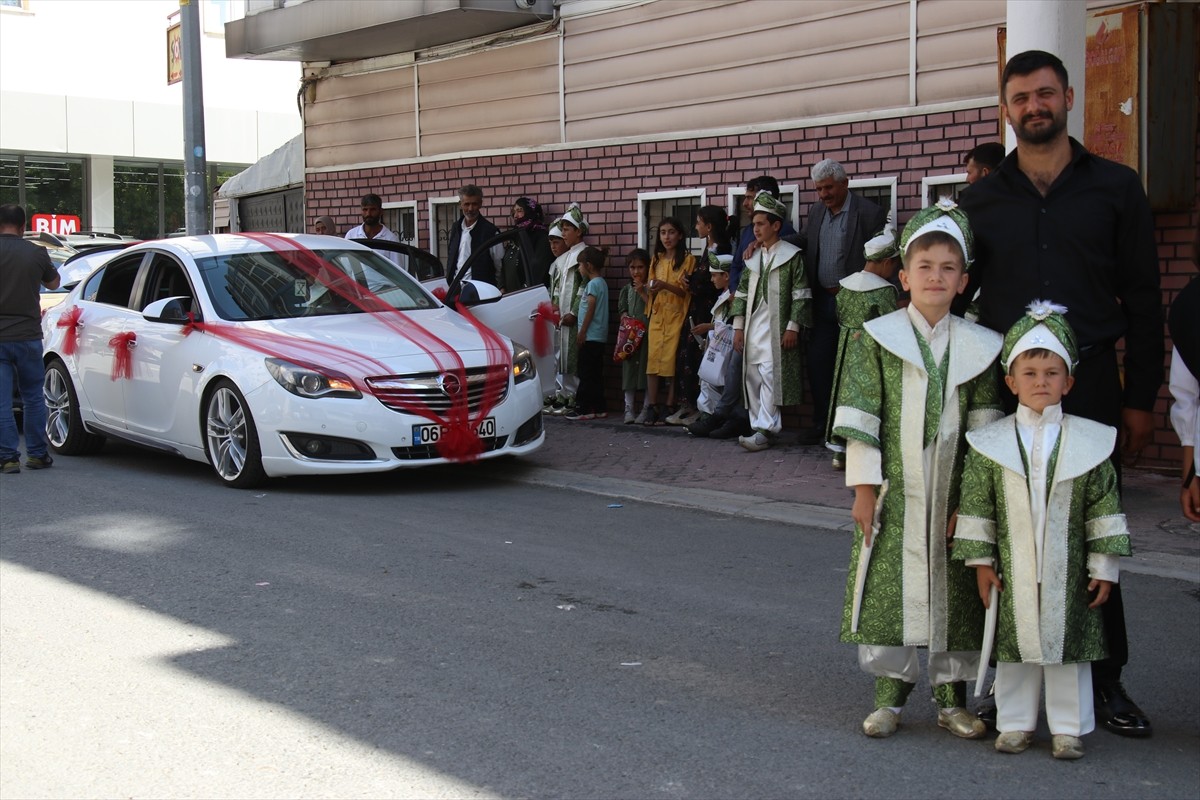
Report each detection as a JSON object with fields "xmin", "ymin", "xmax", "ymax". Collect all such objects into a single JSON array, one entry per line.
[
  {"xmin": 975, "ymin": 578, "xmax": 1000, "ymax": 697},
  {"xmin": 850, "ymin": 480, "xmax": 889, "ymax": 633}
]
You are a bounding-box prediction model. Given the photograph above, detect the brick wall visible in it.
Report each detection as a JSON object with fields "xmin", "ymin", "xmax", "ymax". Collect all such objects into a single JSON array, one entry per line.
[{"xmin": 307, "ymin": 107, "xmax": 1198, "ymax": 473}]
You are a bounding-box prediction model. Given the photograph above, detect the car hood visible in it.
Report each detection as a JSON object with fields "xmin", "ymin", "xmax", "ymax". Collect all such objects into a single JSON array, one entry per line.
[{"xmin": 239, "ymin": 307, "xmax": 511, "ymax": 373}]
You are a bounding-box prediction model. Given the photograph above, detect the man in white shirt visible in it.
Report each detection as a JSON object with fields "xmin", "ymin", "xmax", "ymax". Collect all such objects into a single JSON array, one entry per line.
[
  {"xmin": 445, "ymin": 184, "xmax": 502, "ymax": 286},
  {"xmin": 345, "ymin": 192, "xmax": 402, "ymax": 269}
]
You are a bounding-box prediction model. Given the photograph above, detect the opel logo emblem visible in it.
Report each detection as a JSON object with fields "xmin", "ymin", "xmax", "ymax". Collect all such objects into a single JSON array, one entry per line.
[{"xmin": 438, "ymin": 373, "xmax": 462, "ymax": 397}]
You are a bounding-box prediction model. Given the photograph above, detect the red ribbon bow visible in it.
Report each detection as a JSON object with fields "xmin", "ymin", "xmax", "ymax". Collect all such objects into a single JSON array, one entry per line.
[
  {"xmin": 532, "ymin": 301, "xmax": 561, "ymax": 357},
  {"xmin": 108, "ymin": 331, "xmax": 137, "ymax": 380},
  {"xmin": 57, "ymin": 306, "xmax": 84, "ymax": 356}
]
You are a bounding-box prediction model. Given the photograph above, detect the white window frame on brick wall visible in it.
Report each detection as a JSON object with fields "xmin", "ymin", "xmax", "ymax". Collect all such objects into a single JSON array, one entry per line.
[
  {"xmin": 725, "ymin": 184, "xmax": 801, "ymax": 236},
  {"xmin": 848, "ymin": 177, "xmax": 898, "ymax": 223},
  {"xmin": 637, "ymin": 188, "xmax": 706, "ymax": 254},
  {"xmin": 429, "ymin": 195, "xmax": 461, "ymax": 266},
  {"xmin": 383, "ymin": 200, "xmax": 419, "ymax": 248},
  {"xmin": 921, "ymin": 173, "xmax": 970, "ymax": 207}
]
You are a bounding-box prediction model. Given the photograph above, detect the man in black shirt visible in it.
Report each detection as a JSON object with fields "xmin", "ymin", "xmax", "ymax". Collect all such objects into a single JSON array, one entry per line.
[
  {"xmin": 959, "ymin": 49, "xmax": 1161, "ymax": 739},
  {"xmin": 0, "ymin": 204, "xmax": 60, "ymax": 473},
  {"xmin": 446, "ymin": 184, "xmax": 502, "ymax": 286}
]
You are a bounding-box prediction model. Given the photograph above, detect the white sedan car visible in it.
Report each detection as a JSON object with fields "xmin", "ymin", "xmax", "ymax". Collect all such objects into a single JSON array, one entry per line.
[{"xmin": 40, "ymin": 233, "xmax": 547, "ymax": 488}]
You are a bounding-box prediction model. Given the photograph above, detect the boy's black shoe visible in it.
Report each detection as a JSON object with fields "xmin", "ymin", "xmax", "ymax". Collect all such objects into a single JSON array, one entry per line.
[
  {"xmin": 686, "ymin": 413, "xmax": 723, "ymax": 437},
  {"xmin": 709, "ymin": 418, "xmax": 751, "ymax": 440},
  {"xmin": 1095, "ymin": 682, "xmax": 1152, "ymax": 737}
]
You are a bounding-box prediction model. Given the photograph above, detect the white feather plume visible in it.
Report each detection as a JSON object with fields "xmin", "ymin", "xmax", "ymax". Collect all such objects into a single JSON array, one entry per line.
[{"xmin": 1026, "ymin": 299, "xmax": 1069, "ymax": 321}]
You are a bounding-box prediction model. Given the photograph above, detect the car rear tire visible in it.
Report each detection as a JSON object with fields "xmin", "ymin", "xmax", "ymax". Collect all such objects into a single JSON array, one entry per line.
[
  {"xmin": 203, "ymin": 379, "xmax": 266, "ymax": 489},
  {"xmin": 44, "ymin": 358, "xmax": 105, "ymax": 455}
]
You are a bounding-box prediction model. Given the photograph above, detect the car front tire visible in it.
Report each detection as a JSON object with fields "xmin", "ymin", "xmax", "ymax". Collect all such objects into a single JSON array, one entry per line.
[
  {"xmin": 44, "ymin": 358, "xmax": 105, "ymax": 455},
  {"xmin": 203, "ymin": 379, "xmax": 266, "ymax": 489}
]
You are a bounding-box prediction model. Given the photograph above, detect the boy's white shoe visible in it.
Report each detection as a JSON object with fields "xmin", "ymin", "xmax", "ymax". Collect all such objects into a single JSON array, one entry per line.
[
  {"xmin": 738, "ymin": 432, "xmax": 772, "ymax": 452},
  {"xmin": 1051, "ymin": 734, "xmax": 1085, "ymax": 760}
]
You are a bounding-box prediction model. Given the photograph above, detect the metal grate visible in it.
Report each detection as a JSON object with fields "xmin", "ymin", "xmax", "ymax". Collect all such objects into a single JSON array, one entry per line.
[{"xmin": 367, "ymin": 366, "xmax": 509, "ymax": 415}]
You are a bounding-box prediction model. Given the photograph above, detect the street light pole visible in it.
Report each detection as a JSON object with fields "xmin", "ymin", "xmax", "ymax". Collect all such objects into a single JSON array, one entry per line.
[{"xmin": 180, "ymin": 0, "xmax": 209, "ymax": 235}]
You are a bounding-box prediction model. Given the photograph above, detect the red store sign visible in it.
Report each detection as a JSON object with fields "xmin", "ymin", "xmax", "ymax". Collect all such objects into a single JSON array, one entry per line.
[{"xmin": 31, "ymin": 213, "xmax": 82, "ymax": 236}]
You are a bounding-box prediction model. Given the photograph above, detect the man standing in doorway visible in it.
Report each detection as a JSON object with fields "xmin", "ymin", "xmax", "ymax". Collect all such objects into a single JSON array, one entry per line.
[
  {"xmin": 446, "ymin": 184, "xmax": 503, "ymax": 286},
  {"xmin": 959, "ymin": 49, "xmax": 1161, "ymax": 739},
  {"xmin": 801, "ymin": 159, "xmax": 887, "ymax": 445},
  {"xmin": 0, "ymin": 204, "xmax": 60, "ymax": 474},
  {"xmin": 345, "ymin": 192, "xmax": 402, "ymax": 267},
  {"xmin": 963, "ymin": 142, "xmax": 1006, "ymax": 185}
]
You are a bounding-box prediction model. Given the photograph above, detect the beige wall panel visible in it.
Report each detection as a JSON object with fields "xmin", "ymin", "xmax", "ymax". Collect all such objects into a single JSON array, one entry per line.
[
  {"xmin": 563, "ymin": 0, "xmax": 910, "ymax": 140},
  {"xmin": 422, "ymin": 121, "xmax": 561, "ymax": 157},
  {"xmin": 305, "ymin": 90, "xmax": 415, "ymax": 127},
  {"xmin": 418, "ymin": 39, "xmax": 560, "ymax": 154},
  {"xmin": 306, "ymin": 65, "xmax": 417, "ymax": 168},
  {"xmin": 915, "ymin": 0, "xmax": 1004, "ymax": 31},
  {"xmin": 306, "ymin": 137, "xmax": 417, "ymax": 170},
  {"xmin": 916, "ymin": 63, "xmax": 1000, "ymax": 105},
  {"xmin": 305, "ymin": 115, "xmax": 415, "ymax": 149},
  {"xmin": 567, "ymin": 75, "xmax": 908, "ymax": 141},
  {"xmin": 315, "ymin": 68, "xmax": 415, "ymax": 102},
  {"xmin": 419, "ymin": 37, "xmax": 557, "ymax": 84},
  {"xmin": 566, "ymin": 40, "xmax": 907, "ymax": 124},
  {"xmin": 916, "ymin": 27, "xmax": 1001, "ymax": 70}
]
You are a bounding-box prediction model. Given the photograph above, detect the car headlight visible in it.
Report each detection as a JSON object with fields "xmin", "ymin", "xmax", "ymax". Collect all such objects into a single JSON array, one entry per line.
[
  {"xmin": 265, "ymin": 358, "xmax": 362, "ymax": 399},
  {"xmin": 511, "ymin": 343, "xmax": 537, "ymax": 385}
]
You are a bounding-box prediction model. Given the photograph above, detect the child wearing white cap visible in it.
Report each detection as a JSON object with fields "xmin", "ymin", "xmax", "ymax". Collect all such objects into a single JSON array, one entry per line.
[
  {"xmin": 545, "ymin": 205, "xmax": 589, "ymax": 414},
  {"xmin": 955, "ymin": 301, "xmax": 1132, "ymax": 760},
  {"xmin": 689, "ymin": 252, "xmax": 734, "ymax": 426},
  {"xmin": 825, "ymin": 223, "xmax": 900, "ymax": 469},
  {"xmin": 832, "ymin": 199, "xmax": 1003, "ymax": 741}
]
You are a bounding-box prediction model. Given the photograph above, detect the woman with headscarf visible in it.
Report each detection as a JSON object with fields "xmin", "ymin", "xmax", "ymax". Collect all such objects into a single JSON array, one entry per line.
[
  {"xmin": 313, "ymin": 216, "xmax": 337, "ymax": 236},
  {"xmin": 501, "ymin": 197, "xmax": 553, "ymax": 293}
]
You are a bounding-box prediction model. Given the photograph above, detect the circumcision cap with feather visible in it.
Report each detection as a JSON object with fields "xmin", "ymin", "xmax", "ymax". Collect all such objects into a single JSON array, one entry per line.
[
  {"xmin": 900, "ymin": 198, "xmax": 974, "ymax": 268},
  {"xmin": 558, "ymin": 202, "xmax": 589, "ymax": 236},
  {"xmin": 864, "ymin": 225, "xmax": 899, "ymax": 261},
  {"xmin": 706, "ymin": 252, "xmax": 734, "ymax": 273},
  {"xmin": 1002, "ymin": 299, "xmax": 1079, "ymax": 374},
  {"xmin": 752, "ymin": 193, "xmax": 788, "ymax": 221}
]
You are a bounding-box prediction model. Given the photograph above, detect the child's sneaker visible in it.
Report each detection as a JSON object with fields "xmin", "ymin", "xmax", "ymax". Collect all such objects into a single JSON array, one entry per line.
[
  {"xmin": 24, "ymin": 454, "xmax": 53, "ymax": 470},
  {"xmin": 634, "ymin": 407, "xmax": 652, "ymax": 425},
  {"xmin": 1, "ymin": 460, "xmax": 20, "ymax": 475},
  {"xmin": 664, "ymin": 406, "xmax": 693, "ymax": 425},
  {"xmin": 623, "ymin": 409, "xmax": 636, "ymax": 424},
  {"xmin": 564, "ymin": 410, "xmax": 595, "ymax": 421},
  {"xmin": 738, "ymin": 431, "xmax": 772, "ymax": 452}
]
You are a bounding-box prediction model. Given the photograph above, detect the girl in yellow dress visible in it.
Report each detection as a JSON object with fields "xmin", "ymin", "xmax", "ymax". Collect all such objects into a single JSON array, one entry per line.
[{"xmin": 636, "ymin": 217, "xmax": 695, "ymax": 425}]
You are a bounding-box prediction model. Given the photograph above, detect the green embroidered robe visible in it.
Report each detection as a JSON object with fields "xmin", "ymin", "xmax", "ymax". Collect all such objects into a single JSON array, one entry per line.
[
  {"xmin": 832, "ymin": 310, "xmax": 1003, "ymax": 651},
  {"xmin": 826, "ymin": 271, "xmax": 898, "ymax": 448},
  {"xmin": 954, "ymin": 415, "xmax": 1132, "ymax": 664},
  {"xmin": 730, "ymin": 240, "xmax": 812, "ymax": 406}
]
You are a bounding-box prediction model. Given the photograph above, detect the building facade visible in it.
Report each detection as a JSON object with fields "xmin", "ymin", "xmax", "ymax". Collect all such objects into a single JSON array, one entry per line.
[
  {"xmin": 230, "ymin": 0, "xmax": 1196, "ymax": 470},
  {"xmin": 0, "ymin": 0, "xmax": 301, "ymax": 238}
]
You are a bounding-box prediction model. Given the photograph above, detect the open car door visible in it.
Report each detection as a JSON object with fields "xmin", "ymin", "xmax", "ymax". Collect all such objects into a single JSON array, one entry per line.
[{"xmin": 357, "ymin": 233, "xmax": 556, "ymax": 397}]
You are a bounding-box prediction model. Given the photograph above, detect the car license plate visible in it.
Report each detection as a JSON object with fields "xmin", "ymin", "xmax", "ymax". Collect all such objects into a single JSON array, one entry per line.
[{"xmin": 412, "ymin": 417, "xmax": 496, "ymax": 444}]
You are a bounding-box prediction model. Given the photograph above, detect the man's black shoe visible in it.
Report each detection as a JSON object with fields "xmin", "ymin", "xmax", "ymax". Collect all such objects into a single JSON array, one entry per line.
[
  {"xmin": 796, "ymin": 427, "xmax": 824, "ymax": 446},
  {"xmin": 709, "ymin": 418, "xmax": 751, "ymax": 440},
  {"xmin": 686, "ymin": 413, "xmax": 723, "ymax": 438},
  {"xmin": 1095, "ymin": 682, "xmax": 1152, "ymax": 737}
]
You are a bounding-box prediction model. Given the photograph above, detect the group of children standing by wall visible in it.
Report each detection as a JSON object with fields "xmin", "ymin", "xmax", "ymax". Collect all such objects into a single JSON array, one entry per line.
[{"xmin": 542, "ymin": 195, "xmax": 1134, "ymax": 759}]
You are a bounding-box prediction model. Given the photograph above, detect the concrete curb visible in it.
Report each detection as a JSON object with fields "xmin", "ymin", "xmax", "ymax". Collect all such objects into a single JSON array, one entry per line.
[{"xmin": 479, "ymin": 463, "xmax": 1200, "ymax": 584}]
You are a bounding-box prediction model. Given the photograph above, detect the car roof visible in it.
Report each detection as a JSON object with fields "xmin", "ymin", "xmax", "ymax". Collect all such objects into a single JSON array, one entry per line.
[{"xmin": 136, "ymin": 233, "xmax": 373, "ymax": 259}]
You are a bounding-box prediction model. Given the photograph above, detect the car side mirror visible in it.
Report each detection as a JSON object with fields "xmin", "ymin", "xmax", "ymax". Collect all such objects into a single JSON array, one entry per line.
[
  {"xmin": 143, "ymin": 296, "xmax": 194, "ymax": 323},
  {"xmin": 457, "ymin": 279, "xmax": 502, "ymax": 307}
]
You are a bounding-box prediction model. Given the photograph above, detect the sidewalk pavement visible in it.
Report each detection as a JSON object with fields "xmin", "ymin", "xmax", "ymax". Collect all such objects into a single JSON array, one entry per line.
[{"xmin": 479, "ymin": 415, "xmax": 1200, "ymax": 584}]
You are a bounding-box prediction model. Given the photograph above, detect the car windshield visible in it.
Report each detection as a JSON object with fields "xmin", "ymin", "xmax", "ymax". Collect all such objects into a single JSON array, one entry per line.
[{"xmin": 196, "ymin": 248, "xmax": 438, "ymax": 321}]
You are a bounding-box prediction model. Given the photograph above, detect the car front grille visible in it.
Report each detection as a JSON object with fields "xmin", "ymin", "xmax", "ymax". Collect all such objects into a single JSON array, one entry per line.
[
  {"xmin": 391, "ymin": 435, "xmax": 508, "ymax": 461},
  {"xmin": 366, "ymin": 366, "xmax": 509, "ymax": 415}
]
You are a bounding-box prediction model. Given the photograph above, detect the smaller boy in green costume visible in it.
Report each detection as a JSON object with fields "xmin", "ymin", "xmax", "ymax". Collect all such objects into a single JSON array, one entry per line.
[{"xmin": 955, "ymin": 301, "xmax": 1132, "ymax": 760}]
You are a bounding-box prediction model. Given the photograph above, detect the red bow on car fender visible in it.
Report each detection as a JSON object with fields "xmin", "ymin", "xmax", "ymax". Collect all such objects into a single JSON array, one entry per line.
[
  {"xmin": 109, "ymin": 331, "xmax": 137, "ymax": 380},
  {"xmin": 531, "ymin": 301, "xmax": 560, "ymax": 357},
  {"xmin": 56, "ymin": 305, "xmax": 84, "ymax": 356}
]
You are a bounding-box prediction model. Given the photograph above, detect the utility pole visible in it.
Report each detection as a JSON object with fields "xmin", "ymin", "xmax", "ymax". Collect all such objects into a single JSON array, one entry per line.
[{"xmin": 180, "ymin": 0, "xmax": 209, "ymax": 235}]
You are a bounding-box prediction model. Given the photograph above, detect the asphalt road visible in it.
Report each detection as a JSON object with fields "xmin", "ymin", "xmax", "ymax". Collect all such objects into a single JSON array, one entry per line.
[{"xmin": 1, "ymin": 443, "xmax": 1198, "ymax": 799}]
